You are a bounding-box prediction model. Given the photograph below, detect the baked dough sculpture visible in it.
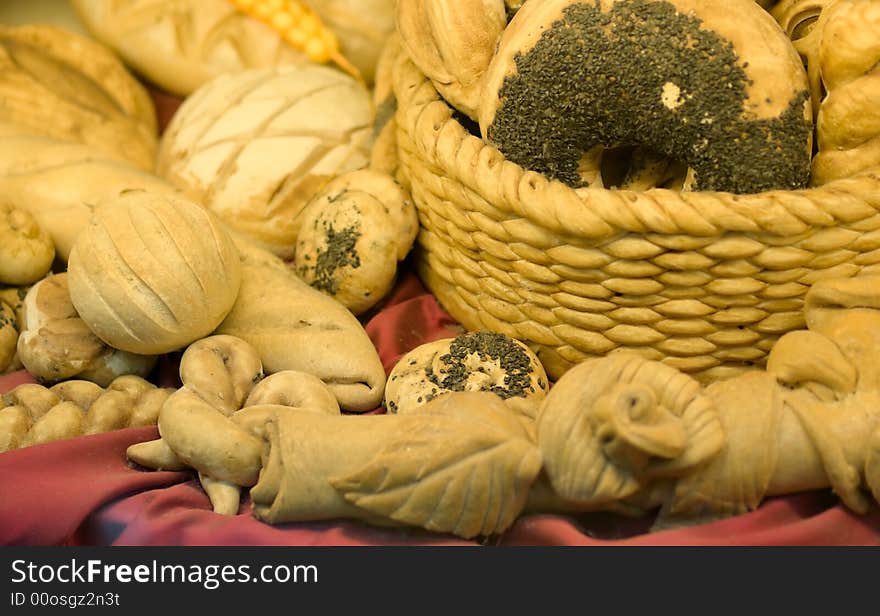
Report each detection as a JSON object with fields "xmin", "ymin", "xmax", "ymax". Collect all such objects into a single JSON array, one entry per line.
[
  {"xmin": 1, "ymin": 375, "xmax": 173, "ymax": 453},
  {"xmin": 66, "ymin": 191, "xmax": 242, "ymax": 356},
  {"xmin": 17, "ymin": 274, "xmax": 156, "ymax": 387},
  {"xmin": 384, "ymin": 331, "xmax": 550, "ymax": 420},
  {"xmin": 537, "ymin": 273, "xmax": 880, "ymax": 529},
  {"xmin": 127, "ymin": 334, "xmax": 342, "ymax": 515},
  {"xmin": 216, "ymin": 237, "xmax": 387, "ymax": 412},
  {"xmin": 129, "ymin": 343, "xmax": 542, "ymax": 536},
  {"xmin": 70, "ymin": 0, "xmax": 308, "ymax": 98},
  {"xmin": 128, "ymin": 273, "xmax": 880, "ymax": 537},
  {"xmin": 479, "ymin": 0, "xmax": 814, "ymax": 194},
  {"xmin": 0, "ymin": 126, "xmax": 180, "ymax": 262},
  {"xmin": 157, "ymin": 65, "xmax": 374, "ymax": 258},
  {"xmin": 294, "ymin": 169, "xmax": 419, "ymax": 315},
  {"xmin": 0, "ymin": 25, "xmax": 158, "ymax": 172}
]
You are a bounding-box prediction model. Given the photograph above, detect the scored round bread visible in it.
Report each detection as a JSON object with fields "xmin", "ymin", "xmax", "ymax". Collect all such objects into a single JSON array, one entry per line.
[
  {"xmin": 66, "ymin": 191, "xmax": 242, "ymax": 355},
  {"xmin": 157, "ymin": 65, "xmax": 373, "ymax": 259},
  {"xmin": 0, "ymin": 24, "xmax": 158, "ymax": 171}
]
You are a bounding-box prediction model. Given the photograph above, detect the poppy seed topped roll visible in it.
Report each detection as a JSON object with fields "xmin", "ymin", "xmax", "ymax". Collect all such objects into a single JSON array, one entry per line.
[{"xmin": 479, "ymin": 0, "xmax": 814, "ymax": 194}]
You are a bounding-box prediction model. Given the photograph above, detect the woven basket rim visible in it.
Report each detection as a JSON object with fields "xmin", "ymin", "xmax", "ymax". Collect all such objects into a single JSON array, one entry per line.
[{"xmin": 392, "ymin": 52, "xmax": 880, "ymax": 243}]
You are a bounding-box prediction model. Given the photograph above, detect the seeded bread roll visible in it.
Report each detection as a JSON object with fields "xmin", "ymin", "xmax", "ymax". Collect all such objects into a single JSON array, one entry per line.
[
  {"xmin": 70, "ymin": 0, "xmax": 308, "ymax": 97},
  {"xmin": 294, "ymin": 169, "xmax": 418, "ymax": 315},
  {"xmin": 67, "ymin": 192, "xmax": 242, "ymax": 355},
  {"xmin": 479, "ymin": 0, "xmax": 813, "ymax": 194},
  {"xmin": 384, "ymin": 331, "xmax": 550, "ymax": 420},
  {"xmin": 0, "ymin": 24, "xmax": 157, "ymax": 171},
  {"xmin": 157, "ymin": 65, "xmax": 373, "ymax": 259}
]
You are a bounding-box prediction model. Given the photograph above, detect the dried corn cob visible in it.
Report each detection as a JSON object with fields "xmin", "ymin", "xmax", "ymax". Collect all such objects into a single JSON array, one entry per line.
[{"xmin": 230, "ymin": 0, "xmax": 360, "ymax": 79}]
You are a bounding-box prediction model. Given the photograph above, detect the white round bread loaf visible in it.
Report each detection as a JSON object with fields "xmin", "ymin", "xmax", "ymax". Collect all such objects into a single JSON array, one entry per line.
[
  {"xmin": 157, "ymin": 65, "xmax": 374, "ymax": 259},
  {"xmin": 66, "ymin": 191, "xmax": 242, "ymax": 355}
]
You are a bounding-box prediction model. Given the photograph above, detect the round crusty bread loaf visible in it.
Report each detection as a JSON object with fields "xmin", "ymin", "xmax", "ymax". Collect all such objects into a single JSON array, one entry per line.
[
  {"xmin": 157, "ymin": 64, "xmax": 373, "ymax": 259},
  {"xmin": 0, "ymin": 24, "xmax": 158, "ymax": 171},
  {"xmin": 66, "ymin": 191, "xmax": 242, "ymax": 355},
  {"xmin": 70, "ymin": 0, "xmax": 309, "ymax": 97}
]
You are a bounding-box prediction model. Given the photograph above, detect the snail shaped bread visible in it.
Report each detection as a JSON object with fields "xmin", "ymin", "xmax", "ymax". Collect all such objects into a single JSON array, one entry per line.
[
  {"xmin": 66, "ymin": 191, "xmax": 242, "ymax": 356},
  {"xmin": 1, "ymin": 375, "xmax": 172, "ymax": 453},
  {"xmin": 0, "ymin": 25, "xmax": 158, "ymax": 172},
  {"xmin": 17, "ymin": 274, "xmax": 156, "ymax": 387},
  {"xmin": 294, "ymin": 169, "xmax": 418, "ymax": 315},
  {"xmin": 384, "ymin": 331, "xmax": 550, "ymax": 420},
  {"xmin": 479, "ymin": 0, "xmax": 814, "ymax": 194},
  {"xmin": 157, "ymin": 65, "xmax": 374, "ymax": 259}
]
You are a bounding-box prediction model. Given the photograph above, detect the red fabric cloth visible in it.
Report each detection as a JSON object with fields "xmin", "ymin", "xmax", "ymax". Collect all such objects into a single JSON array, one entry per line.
[{"xmin": 2, "ymin": 271, "xmax": 879, "ymax": 546}]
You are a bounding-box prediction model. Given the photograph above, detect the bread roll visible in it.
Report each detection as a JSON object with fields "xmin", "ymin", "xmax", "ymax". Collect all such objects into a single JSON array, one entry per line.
[
  {"xmin": 216, "ymin": 238, "xmax": 386, "ymax": 412},
  {"xmin": 67, "ymin": 191, "xmax": 242, "ymax": 355},
  {"xmin": 0, "ymin": 128, "xmax": 179, "ymax": 261},
  {"xmin": 0, "ymin": 24, "xmax": 157, "ymax": 171},
  {"xmin": 157, "ymin": 65, "xmax": 373, "ymax": 259},
  {"xmin": 70, "ymin": 0, "xmax": 308, "ymax": 97}
]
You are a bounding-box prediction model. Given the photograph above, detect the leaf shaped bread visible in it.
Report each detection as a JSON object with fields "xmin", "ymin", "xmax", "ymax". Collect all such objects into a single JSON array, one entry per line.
[{"xmin": 331, "ymin": 417, "xmax": 542, "ymax": 538}]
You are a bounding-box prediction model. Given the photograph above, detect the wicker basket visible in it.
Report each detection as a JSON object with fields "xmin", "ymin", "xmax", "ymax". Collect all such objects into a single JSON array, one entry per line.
[{"xmin": 390, "ymin": 51, "xmax": 880, "ymax": 383}]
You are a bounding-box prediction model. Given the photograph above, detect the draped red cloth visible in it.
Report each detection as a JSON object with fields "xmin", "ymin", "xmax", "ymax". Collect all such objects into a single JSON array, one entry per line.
[
  {"xmin": 3, "ymin": 271, "xmax": 880, "ymax": 547},
  {"xmin": 3, "ymin": 90, "xmax": 879, "ymax": 547}
]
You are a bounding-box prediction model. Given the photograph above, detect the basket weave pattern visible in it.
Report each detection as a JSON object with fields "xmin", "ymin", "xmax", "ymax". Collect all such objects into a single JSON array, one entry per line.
[{"xmin": 391, "ymin": 53, "xmax": 880, "ymax": 382}]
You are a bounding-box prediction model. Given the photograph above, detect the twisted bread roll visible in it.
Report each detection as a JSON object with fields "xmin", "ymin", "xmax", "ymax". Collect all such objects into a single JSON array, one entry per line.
[
  {"xmin": 17, "ymin": 274, "xmax": 156, "ymax": 387},
  {"xmin": 0, "ymin": 285, "xmax": 27, "ymax": 374},
  {"xmin": 397, "ymin": 0, "xmax": 508, "ymax": 119},
  {"xmin": 128, "ymin": 334, "xmax": 341, "ymax": 514},
  {"xmin": 0, "ymin": 375, "xmax": 172, "ymax": 453},
  {"xmin": 811, "ymin": 0, "xmax": 880, "ymax": 184},
  {"xmin": 0, "ymin": 25, "xmax": 157, "ymax": 171},
  {"xmin": 0, "ymin": 300, "xmax": 18, "ymax": 374}
]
